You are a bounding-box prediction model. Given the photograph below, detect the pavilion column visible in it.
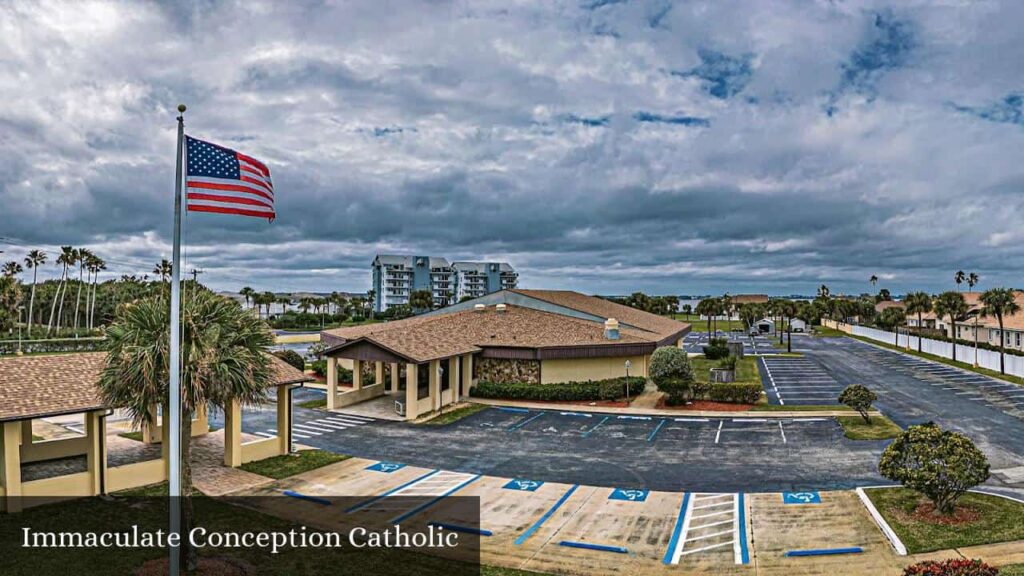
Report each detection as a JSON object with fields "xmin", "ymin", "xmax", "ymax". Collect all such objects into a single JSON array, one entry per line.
[
  {"xmin": 192, "ymin": 403, "xmax": 210, "ymax": 436},
  {"xmin": 375, "ymin": 361, "xmax": 384, "ymax": 388},
  {"xmin": 20, "ymin": 420, "xmax": 33, "ymax": 447},
  {"xmin": 461, "ymin": 354, "xmax": 473, "ymax": 398},
  {"xmin": 451, "ymin": 357, "xmax": 461, "ymax": 403},
  {"xmin": 390, "ymin": 363, "xmax": 400, "ymax": 393},
  {"xmin": 405, "ymin": 363, "xmax": 419, "ymax": 420},
  {"xmin": 429, "ymin": 359, "xmax": 441, "ymax": 412},
  {"xmin": 276, "ymin": 384, "xmax": 291, "ymax": 455},
  {"xmin": 352, "ymin": 359, "xmax": 363, "ymax": 390},
  {"xmin": 1, "ymin": 421, "xmax": 23, "ymax": 513},
  {"xmin": 223, "ymin": 399, "xmax": 242, "ymax": 468},
  {"xmin": 326, "ymin": 357, "xmax": 338, "ymax": 410},
  {"xmin": 85, "ymin": 411, "xmax": 105, "ymax": 495}
]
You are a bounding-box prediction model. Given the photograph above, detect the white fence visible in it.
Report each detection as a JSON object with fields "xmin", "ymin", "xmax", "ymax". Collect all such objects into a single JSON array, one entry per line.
[{"xmin": 851, "ymin": 325, "xmax": 1024, "ymax": 378}]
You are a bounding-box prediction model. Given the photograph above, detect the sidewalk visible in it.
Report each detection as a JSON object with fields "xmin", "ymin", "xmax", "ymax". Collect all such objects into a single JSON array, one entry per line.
[{"xmin": 467, "ymin": 397, "xmax": 866, "ymax": 419}]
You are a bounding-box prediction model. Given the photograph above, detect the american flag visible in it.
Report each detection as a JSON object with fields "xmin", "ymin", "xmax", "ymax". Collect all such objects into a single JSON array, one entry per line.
[{"xmin": 185, "ymin": 136, "xmax": 275, "ymax": 221}]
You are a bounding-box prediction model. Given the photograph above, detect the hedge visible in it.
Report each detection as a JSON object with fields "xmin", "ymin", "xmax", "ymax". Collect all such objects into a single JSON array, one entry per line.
[
  {"xmin": 470, "ymin": 377, "xmax": 646, "ymax": 402},
  {"xmin": 0, "ymin": 338, "xmax": 108, "ymax": 356},
  {"xmin": 309, "ymin": 359, "xmax": 353, "ymax": 382},
  {"xmin": 272, "ymin": 349, "xmax": 305, "ymax": 371},
  {"xmin": 707, "ymin": 383, "xmax": 763, "ymax": 404}
]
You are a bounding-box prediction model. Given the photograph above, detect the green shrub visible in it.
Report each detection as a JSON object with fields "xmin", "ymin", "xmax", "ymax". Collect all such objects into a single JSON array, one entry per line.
[
  {"xmin": 309, "ymin": 359, "xmax": 352, "ymax": 382},
  {"xmin": 707, "ymin": 383, "xmax": 763, "ymax": 404},
  {"xmin": 272, "ymin": 349, "xmax": 305, "ymax": 371},
  {"xmin": 470, "ymin": 377, "xmax": 646, "ymax": 402},
  {"xmin": 717, "ymin": 355, "xmax": 738, "ymax": 371},
  {"xmin": 702, "ymin": 337, "xmax": 730, "ymax": 359},
  {"xmin": 838, "ymin": 384, "xmax": 877, "ymax": 423},
  {"xmin": 650, "ymin": 346, "xmax": 696, "ymax": 404}
]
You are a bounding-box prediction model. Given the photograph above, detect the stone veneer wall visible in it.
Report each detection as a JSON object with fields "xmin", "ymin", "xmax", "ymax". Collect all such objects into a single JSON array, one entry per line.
[{"xmin": 476, "ymin": 358, "xmax": 541, "ymax": 384}]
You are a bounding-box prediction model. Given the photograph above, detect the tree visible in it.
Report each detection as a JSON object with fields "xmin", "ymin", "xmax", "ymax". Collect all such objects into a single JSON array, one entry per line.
[
  {"xmin": 366, "ymin": 289, "xmax": 376, "ymax": 319},
  {"xmin": 838, "ymin": 384, "xmax": 877, "ymax": 423},
  {"xmin": 876, "ymin": 307, "xmax": 906, "ymax": 346},
  {"xmin": 778, "ymin": 300, "xmax": 798, "ymax": 352},
  {"xmin": 273, "ymin": 349, "xmax": 305, "ymax": 371},
  {"xmin": 2, "ymin": 261, "xmax": 22, "ymax": 277},
  {"xmin": 86, "ymin": 253, "xmax": 106, "ymax": 330},
  {"xmin": 98, "ymin": 290, "xmax": 274, "ymax": 571},
  {"xmin": 878, "ymin": 422, "xmax": 989, "ymax": 515},
  {"xmin": 980, "ymin": 288, "xmax": 1021, "ymax": 374},
  {"xmin": 276, "ymin": 295, "xmax": 291, "ymax": 315},
  {"xmin": 966, "ymin": 272, "xmax": 979, "ymax": 291},
  {"xmin": 649, "ymin": 346, "xmax": 695, "ymax": 405},
  {"xmin": 933, "ymin": 291, "xmax": 968, "ymax": 362},
  {"xmin": 694, "ymin": 298, "xmax": 716, "ymax": 333},
  {"xmin": 875, "ymin": 288, "xmax": 892, "ymax": 303},
  {"xmin": 409, "ymin": 289, "xmax": 434, "ymax": 312},
  {"xmin": 869, "ymin": 274, "xmax": 878, "ymax": 287},
  {"xmin": 46, "ymin": 245, "xmax": 75, "ymax": 334},
  {"xmin": 681, "ymin": 303, "xmax": 692, "ymax": 316},
  {"xmin": 73, "ymin": 248, "xmax": 92, "ymax": 331},
  {"xmin": 903, "ymin": 291, "xmax": 932, "ymax": 353},
  {"xmin": 0, "ymin": 275, "xmax": 22, "ymax": 331},
  {"xmin": 240, "ymin": 286, "xmax": 254, "ymax": 311},
  {"xmin": 23, "ymin": 249, "xmax": 46, "ymax": 337},
  {"xmin": 954, "ymin": 270, "xmax": 965, "ymax": 292},
  {"xmin": 817, "ymin": 284, "xmax": 830, "ymax": 298},
  {"xmin": 153, "ymin": 259, "xmax": 172, "ymax": 282}
]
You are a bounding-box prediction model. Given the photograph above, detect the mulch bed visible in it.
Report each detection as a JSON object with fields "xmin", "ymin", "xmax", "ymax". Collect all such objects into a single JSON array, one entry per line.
[
  {"xmin": 511, "ymin": 398, "xmax": 632, "ymax": 408},
  {"xmin": 655, "ymin": 397, "xmax": 754, "ymax": 412},
  {"xmin": 136, "ymin": 557, "xmax": 253, "ymax": 576},
  {"xmin": 896, "ymin": 502, "xmax": 982, "ymax": 526}
]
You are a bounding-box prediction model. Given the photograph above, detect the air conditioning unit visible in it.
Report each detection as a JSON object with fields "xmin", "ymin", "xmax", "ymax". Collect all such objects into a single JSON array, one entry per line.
[{"xmin": 394, "ymin": 400, "xmax": 406, "ymax": 416}]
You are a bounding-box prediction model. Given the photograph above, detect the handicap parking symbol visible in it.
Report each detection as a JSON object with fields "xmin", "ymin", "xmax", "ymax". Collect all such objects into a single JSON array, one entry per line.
[
  {"xmin": 366, "ymin": 461, "xmax": 406, "ymax": 473},
  {"xmin": 609, "ymin": 488, "xmax": 649, "ymax": 502},
  {"xmin": 503, "ymin": 479, "xmax": 544, "ymax": 492},
  {"xmin": 782, "ymin": 491, "xmax": 821, "ymax": 504}
]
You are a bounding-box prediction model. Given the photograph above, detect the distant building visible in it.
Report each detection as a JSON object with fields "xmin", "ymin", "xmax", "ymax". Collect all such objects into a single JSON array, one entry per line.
[
  {"xmin": 452, "ymin": 261, "xmax": 518, "ymax": 302},
  {"xmin": 874, "ymin": 300, "xmax": 905, "ymax": 314},
  {"xmin": 372, "ymin": 255, "xmax": 455, "ymax": 312}
]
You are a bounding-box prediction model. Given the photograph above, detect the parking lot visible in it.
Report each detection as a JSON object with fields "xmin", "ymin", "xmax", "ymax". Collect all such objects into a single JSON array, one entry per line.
[
  {"xmin": 683, "ymin": 331, "xmax": 779, "ymax": 356},
  {"xmin": 759, "ymin": 356, "xmax": 844, "ymax": 406}
]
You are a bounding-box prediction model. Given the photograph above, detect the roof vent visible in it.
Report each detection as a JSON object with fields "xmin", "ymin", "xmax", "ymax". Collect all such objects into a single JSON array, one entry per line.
[
  {"xmin": 474, "ymin": 304, "xmax": 486, "ymax": 312},
  {"xmin": 495, "ymin": 303, "xmax": 507, "ymax": 313},
  {"xmin": 604, "ymin": 318, "xmax": 620, "ymax": 340}
]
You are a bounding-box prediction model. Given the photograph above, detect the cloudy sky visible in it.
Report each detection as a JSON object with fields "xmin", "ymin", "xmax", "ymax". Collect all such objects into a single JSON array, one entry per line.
[{"xmin": 2, "ymin": 0, "xmax": 1023, "ymax": 296}]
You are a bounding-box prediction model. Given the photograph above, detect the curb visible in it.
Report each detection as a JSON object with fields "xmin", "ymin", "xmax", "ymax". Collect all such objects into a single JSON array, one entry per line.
[
  {"xmin": 855, "ymin": 487, "xmax": 907, "ymax": 556},
  {"xmin": 466, "ymin": 398, "xmax": 868, "ymax": 420}
]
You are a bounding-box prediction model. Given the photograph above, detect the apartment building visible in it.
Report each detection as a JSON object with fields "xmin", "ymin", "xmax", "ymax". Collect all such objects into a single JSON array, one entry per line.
[
  {"xmin": 372, "ymin": 255, "xmax": 519, "ymax": 312},
  {"xmin": 453, "ymin": 261, "xmax": 519, "ymax": 301}
]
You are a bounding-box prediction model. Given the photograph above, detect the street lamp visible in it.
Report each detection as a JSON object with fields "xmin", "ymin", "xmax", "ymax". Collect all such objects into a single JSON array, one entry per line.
[{"xmin": 624, "ymin": 360, "xmax": 632, "ymax": 403}]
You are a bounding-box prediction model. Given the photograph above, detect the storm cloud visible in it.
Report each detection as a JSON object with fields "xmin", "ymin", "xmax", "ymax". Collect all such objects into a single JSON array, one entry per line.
[{"xmin": 2, "ymin": 0, "xmax": 1024, "ymax": 296}]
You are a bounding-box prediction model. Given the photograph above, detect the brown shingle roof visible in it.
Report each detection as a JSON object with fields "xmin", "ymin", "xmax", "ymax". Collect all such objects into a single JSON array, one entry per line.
[
  {"xmin": 323, "ymin": 302, "xmax": 676, "ymax": 363},
  {"xmin": 874, "ymin": 300, "xmax": 906, "ymax": 312},
  {"xmin": 0, "ymin": 352, "xmax": 313, "ymax": 422},
  {"xmin": 731, "ymin": 294, "xmax": 770, "ymax": 305},
  {"xmin": 510, "ymin": 289, "xmax": 688, "ymax": 341}
]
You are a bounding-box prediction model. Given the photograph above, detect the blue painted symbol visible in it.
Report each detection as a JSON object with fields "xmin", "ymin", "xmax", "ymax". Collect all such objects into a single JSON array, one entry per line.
[
  {"xmin": 782, "ymin": 491, "xmax": 820, "ymax": 504},
  {"xmin": 503, "ymin": 479, "xmax": 543, "ymax": 492},
  {"xmin": 367, "ymin": 461, "xmax": 406, "ymax": 473},
  {"xmin": 609, "ymin": 488, "xmax": 649, "ymax": 502}
]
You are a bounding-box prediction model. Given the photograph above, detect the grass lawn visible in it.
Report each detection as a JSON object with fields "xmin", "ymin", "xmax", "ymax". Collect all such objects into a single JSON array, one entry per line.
[
  {"xmin": 865, "ymin": 487, "xmax": 1024, "ymax": 553},
  {"xmin": 118, "ymin": 431, "xmax": 144, "ymax": 442},
  {"xmin": 836, "ymin": 414, "xmax": 902, "ymax": 440},
  {"xmin": 239, "ymin": 449, "xmax": 349, "ymax": 479},
  {"xmin": 813, "ymin": 325, "xmax": 849, "ymax": 338},
  {"xmin": 1000, "ymin": 565, "xmax": 1024, "ymax": 576},
  {"xmin": 297, "ymin": 398, "xmax": 327, "ymax": 409},
  {"xmin": 674, "ymin": 314, "xmax": 747, "ymax": 332},
  {"xmin": 849, "ymin": 335, "xmax": 1024, "ymax": 388},
  {"xmin": 689, "ymin": 355, "xmax": 760, "ymax": 385},
  {"xmin": 420, "ymin": 403, "xmax": 489, "ymax": 425},
  {"xmin": 0, "ymin": 484, "xmax": 554, "ymax": 576},
  {"xmin": 750, "ymin": 403, "xmax": 854, "ymax": 412}
]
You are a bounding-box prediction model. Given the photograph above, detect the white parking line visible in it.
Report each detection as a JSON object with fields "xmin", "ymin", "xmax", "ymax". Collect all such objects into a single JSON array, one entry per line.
[{"xmin": 715, "ymin": 421, "xmax": 723, "ymax": 443}]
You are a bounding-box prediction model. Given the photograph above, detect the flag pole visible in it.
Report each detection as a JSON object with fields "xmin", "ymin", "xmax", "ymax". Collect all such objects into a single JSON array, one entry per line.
[{"xmin": 169, "ymin": 103, "xmax": 186, "ymax": 576}]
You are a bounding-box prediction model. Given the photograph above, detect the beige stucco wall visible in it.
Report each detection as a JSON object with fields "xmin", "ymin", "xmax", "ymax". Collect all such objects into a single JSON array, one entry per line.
[
  {"xmin": 106, "ymin": 459, "xmax": 167, "ymax": 493},
  {"xmin": 540, "ymin": 354, "xmax": 649, "ymax": 384}
]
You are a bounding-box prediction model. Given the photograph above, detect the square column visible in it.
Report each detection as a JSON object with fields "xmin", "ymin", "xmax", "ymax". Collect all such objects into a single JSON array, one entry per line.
[
  {"xmin": 405, "ymin": 363, "xmax": 419, "ymax": 420},
  {"xmin": 390, "ymin": 363, "xmax": 400, "ymax": 393},
  {"xmin": 223, "ymin": 399, "xmax": 242, "ymax": 467},
  {"xmin": 352, "ymin": 359, "xmax": 363, "ymax": 390},
  {"xmin": 429, "ymin": 359, "xmax": 441, "ymax": 412},
  {"xmin": 1, "ymin": 421, "xmax": 23, "ymax": 513},
  {"xmin": 452, "ymin": 357, "xmax": 461, "ymax": 403},
  {"xmin": 375, "ymin": 362, "xmax": 384, "ymax": 388},
  {"xmin": 326, "ymin": 357, "xmax": 338, "ymax": 410},
  {"xmin": 276, "ymin": 384, "xmax": 291, "ymax": 455},
  {"xmin": 85, "ymin": 411, "xmax": 105, "ymax": 495},
  {"xmin": 461, "ymin": 354, "xmax": 473, "ymax": 398}
]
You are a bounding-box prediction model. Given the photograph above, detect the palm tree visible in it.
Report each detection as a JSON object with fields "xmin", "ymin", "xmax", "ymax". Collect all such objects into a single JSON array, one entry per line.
[
  {"xmin": 23, "ymin": 249, "xmax": 46, "ymax": 336},
  {"xmin": 2, "ymin": 261, "xmax": 22, "ymax": 277},
  {"xmin": 877, "ymin": 307, "xmax": 907, "ymax": 346},
  {"xmin": 73, "ymin": 248, "xmax": 92, "ymax": 331},
  {"xmin": 817, "ymin": 284, "xmax": 830, "ymax": 298},
  {"xmin": 98, "ymin": 290, "xmax": 274, "ymax": 571},
  {"xmin": 980, "ymin": 288, "xmax": 1021, "ymax": 374},
  {"xmin": 954, "ymin": 270, "xmax": 965, "ymax": 292},
  {"xmin": 869, "ymin": 275, "xmax": 878, "ymax": 287},
  {"xmin": 153, "ymin": 259, "xmax": 173, "ymax": 282},
  {"xmin": 276, "ymin": 295, "xmax": 291, "ymax": 315},
  {"xmin": 933, "ymin": 291, "xmax": 968, "ymax": 362},
  {"xmin": 86, "ymin": 254, "xmax": 106, "ymax": 330},
  {"xmin": 778, "ymin": 300, "xmax": 798, "ymax": 352},
  {"xmin": 47, "ymin": 245, "xmax": 75, "ymax": 334},
  {"xmin": 967, "ymin": 272, "xmax": 979, "ymax": 291},
  {"xmin": 366, "ymin": 289, "xmax": 376, "ymax": 319},
  {"xmin": 903, "ymin": 291, "xmax": 932, "ymax": 353},
  {"xmin": 409, "ymin": 289, "xmax": 434, "ymax": 313},
  {"xmin": 261, "ymin": 291, "xmax": 275, "ymax": 319},
  {"xmin": 298, "ymin": 297, "xmax": 313, "ymax": 314},
  {"xmin": 240, "ymin": 286, "xmax": 254, "ymax": 312}
]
